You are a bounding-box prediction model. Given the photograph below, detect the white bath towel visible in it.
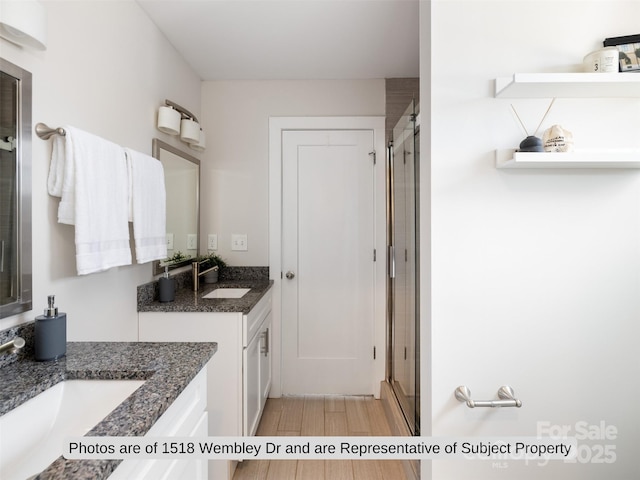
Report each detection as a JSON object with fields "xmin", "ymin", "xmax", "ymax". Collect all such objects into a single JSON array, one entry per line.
[
  {"xmin": 48, "ymin": 129, "xmax": 75, "ymax": 224},
  {"xmin": 125, "ymin": 148, "xmax": 167, "ymax": 264},
  {"xmin": 47, "ymin": 126, "xmax": 131, "ymax": 274}
]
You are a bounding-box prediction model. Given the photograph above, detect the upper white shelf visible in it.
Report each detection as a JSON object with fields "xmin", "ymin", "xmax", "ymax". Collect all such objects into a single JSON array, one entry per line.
[
  {"xmin": 496, "ymin": 150, "xmax": 640, "ymax": 169},
  {"xmin": 495, "ymin": 73, "xmax": 640, "ymax": 98}
]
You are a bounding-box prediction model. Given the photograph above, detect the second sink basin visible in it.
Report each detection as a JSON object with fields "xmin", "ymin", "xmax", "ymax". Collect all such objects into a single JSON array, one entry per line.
[
  {"xmin": 0, "ymin": 379, "xmax": 145, "ymax": 480},
  {"xmin": 202, "ymin": 288, "xmax": 251, "ymax": 299}
]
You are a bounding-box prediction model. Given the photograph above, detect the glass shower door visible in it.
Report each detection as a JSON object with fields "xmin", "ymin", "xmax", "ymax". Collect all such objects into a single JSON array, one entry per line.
[{"xmin": 389, "ymin": 101, "xmax": 420, "ymax": 435}]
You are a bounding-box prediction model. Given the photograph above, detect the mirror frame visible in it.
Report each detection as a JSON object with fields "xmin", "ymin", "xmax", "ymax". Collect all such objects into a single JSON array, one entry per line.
[
  {"xmin": 0, "ymin": 58, "xmax": 32, "ymax": 319},
  {"xmin": 151, "ymin": 138, "xmax": 200, "ymax": 276}
]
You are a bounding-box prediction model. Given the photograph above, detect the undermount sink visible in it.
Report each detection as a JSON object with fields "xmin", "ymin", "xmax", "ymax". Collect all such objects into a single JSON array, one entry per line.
[
  {"xmin": 202, "ymin": 288, "xmax": 251, "ymax": 299},
  {"xmin": 0, "ymin": 379, "xmax": 145, "ymax": 480}
]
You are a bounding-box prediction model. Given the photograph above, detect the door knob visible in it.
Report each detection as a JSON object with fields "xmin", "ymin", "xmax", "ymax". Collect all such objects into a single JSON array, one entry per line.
[{"xmin": 285, "ymin": 271, "xmax": 295, "ymax": 279}]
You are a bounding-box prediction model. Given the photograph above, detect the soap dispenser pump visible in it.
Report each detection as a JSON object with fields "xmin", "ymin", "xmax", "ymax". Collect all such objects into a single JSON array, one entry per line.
[
  {"xmin": 158, "ymin": 265, "xmax": 175, "ymax": 302},
  {"xmin": 35, "ymin": 295, "xmax": 67, "ymax": 361}
]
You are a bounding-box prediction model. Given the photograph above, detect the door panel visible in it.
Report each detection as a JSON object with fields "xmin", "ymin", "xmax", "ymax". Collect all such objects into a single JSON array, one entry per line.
[
  {"xmin": 282, "ymin": 130, "xmax": 375, "ymax": 395},
  {"xmin": 244, "ymin": 330, "xmax": 261, "ymax": 436},
  {"xmin": 389, "ymin": 101, "xmax": 420, "ymax": 434}
]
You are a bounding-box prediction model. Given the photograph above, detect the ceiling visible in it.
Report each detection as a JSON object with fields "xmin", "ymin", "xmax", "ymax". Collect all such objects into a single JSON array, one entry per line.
[{"xmin": 136, "ymin": 0, "xmax": 419, "ymax": 81}]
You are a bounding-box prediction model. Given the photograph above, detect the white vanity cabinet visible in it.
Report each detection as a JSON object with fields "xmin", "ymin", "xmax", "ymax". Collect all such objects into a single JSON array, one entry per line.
[
  {"xmin": 138, "ymin": 287, "xmax": 272, "ymax": 480},
  {"xmin": 244, "ymin": 309, "xmax": 272, "ymax": 436},
  {"xmin": 109, "ymin": 367, "xmax": 208, "ymax": 480}
]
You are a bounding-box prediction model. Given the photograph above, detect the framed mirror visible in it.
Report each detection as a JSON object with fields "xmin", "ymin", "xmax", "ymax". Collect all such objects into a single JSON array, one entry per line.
[
  {"xmin": 152, "ymin": 139, "xmax": 200, "ymax": 275},
  {"xmin": 0, "ymin": 58, "xmax": 32, "ymax": 319}
]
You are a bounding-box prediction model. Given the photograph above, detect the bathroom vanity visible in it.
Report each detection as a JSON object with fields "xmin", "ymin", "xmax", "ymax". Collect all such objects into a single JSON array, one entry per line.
[
  {"xmin": 138, "ymin": 278, "xmax": 273, "ymax": 480},
  {"xmin": 0, "ymin": 339, "xmax": 216, "ymax": 480}
]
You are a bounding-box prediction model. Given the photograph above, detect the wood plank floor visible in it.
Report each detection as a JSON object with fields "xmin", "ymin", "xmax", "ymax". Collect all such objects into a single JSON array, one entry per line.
[{"xmin": 232, "ymin": 396, "xmax": 408, "ymax": 480}]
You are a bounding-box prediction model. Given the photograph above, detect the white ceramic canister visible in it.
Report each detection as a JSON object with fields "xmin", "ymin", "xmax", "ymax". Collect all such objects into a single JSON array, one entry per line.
[{"xmin": 583, "ymin": 47, "xmax": 619, "ymax": 73}]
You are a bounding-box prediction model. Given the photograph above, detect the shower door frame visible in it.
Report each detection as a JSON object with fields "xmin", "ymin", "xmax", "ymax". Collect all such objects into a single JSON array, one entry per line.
[{"xmin": 387, "ymin": 101, "xmax": 420, "ymax": 435}]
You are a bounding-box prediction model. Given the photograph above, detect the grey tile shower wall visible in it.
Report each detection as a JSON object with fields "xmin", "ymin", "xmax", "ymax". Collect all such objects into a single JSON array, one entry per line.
[{"xmin": 385, "ymin": 77, "xmax": 420, "ymax": 144}]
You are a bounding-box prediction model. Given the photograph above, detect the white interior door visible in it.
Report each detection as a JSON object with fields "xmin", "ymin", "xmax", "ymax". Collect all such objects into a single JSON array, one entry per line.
[{"xmin": 282, "ymin": 130, "xmax": 375, "ymax": 395}]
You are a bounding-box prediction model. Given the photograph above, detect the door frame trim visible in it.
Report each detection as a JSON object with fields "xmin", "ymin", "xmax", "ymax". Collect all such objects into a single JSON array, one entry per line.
[{"xmin": 269, "ymin": 116, "xmax": 386, "ymax": 398}]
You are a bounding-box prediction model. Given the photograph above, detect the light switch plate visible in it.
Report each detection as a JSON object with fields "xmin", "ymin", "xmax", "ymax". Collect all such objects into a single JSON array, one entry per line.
[
  {"xmin": 231, "ymin": 234, "xmax": 248, "ymax": 251},
  {"xmin": 208, "ymin": 234, "xmax": 218, "ymax": 250},
  {"xmin": 187, "ymin": 233, "xmax": 197, "ymax": 250},
  {"xmin": 166, "ymin": 233, "xmax": 174, "ymax": 250}
]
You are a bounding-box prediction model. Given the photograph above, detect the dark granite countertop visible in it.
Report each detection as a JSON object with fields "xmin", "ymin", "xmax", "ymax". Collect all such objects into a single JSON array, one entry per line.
[
  {"xmin": 138, "ymin": 280, "xmax": 273, "ymax": 314},
  {"xmin": 0, "ymin": 341, "xmax": 216, "ymax": 480}
]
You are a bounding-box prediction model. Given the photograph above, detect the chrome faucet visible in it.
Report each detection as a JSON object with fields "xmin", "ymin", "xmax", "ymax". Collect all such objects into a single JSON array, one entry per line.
[
  {"xmin": 0, "ymin": 336, "xmax": 25, "ymax": 355},
  {"xmin": 192, "ymin": 260, "xmax": 219, "ymax": 292}
]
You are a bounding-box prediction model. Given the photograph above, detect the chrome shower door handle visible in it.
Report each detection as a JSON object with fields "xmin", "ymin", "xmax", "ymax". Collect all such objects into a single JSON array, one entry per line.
[
  {"xmin": 285, "ymin": 271, "xmax": 295, "ymax": 279},
  {"xmin": 388, "ymin": 245, "xmax": 396, "ymax": 279}
]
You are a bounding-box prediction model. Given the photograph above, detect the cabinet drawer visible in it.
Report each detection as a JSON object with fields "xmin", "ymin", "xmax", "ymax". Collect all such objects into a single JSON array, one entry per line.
[{"xmin": 243, "ymin": 291, "xmax": 272, "ymax": 347}]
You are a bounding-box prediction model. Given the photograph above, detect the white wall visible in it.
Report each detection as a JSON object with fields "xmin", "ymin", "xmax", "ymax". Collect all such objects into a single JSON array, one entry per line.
[
  {"xmin": 0, "ymin": 0, "xmax": 202, "ymax": 340},
  {"xmin": 424, "ymin": 1, "xmax": 640, "ymax": 479},
  {"xmin": 199, "ymin": 80, "xmax": 385, "ymax": 266}
]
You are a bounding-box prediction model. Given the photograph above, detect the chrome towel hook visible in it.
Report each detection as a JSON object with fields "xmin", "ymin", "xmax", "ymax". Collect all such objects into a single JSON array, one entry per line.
[{"xmin": 455, "ymin": 385, "xmax": 522, "ymax": 408}]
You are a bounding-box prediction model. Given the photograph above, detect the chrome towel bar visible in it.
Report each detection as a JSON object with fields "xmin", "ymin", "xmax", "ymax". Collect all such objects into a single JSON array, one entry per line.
[
  {"xmin": 35, "ymin": 122, "xmax": 66, "ymax": 140},
  {"xmin": 455, "ymin": 385, "xmax": 522, "ymax": 408}
]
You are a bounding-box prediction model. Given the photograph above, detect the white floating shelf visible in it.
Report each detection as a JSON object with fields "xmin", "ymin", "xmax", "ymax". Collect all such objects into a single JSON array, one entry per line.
[
  {"xmin": 495, "ymin": 150, "xmax": 640, "ymax": 169},
  {"xmin": 495, "ymin": 73, "xmax": 640, "ymax": 98}
]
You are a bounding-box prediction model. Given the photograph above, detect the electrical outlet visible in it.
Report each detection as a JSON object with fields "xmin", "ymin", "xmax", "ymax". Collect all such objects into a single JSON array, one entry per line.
[
  {"xmin": 187, "ymin": 234, "xmax": 197, "ymax": 250},
  {"xmin": 166, "ymin": 233, "xmax": 174, "ymax": 250},
  {"xmin": 231, "ymin": 234, "xmax": 248, "ymax": 251},
  {"xmin": 208, "ymin": 234, "xmax": 218, "ymax": 250}
]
